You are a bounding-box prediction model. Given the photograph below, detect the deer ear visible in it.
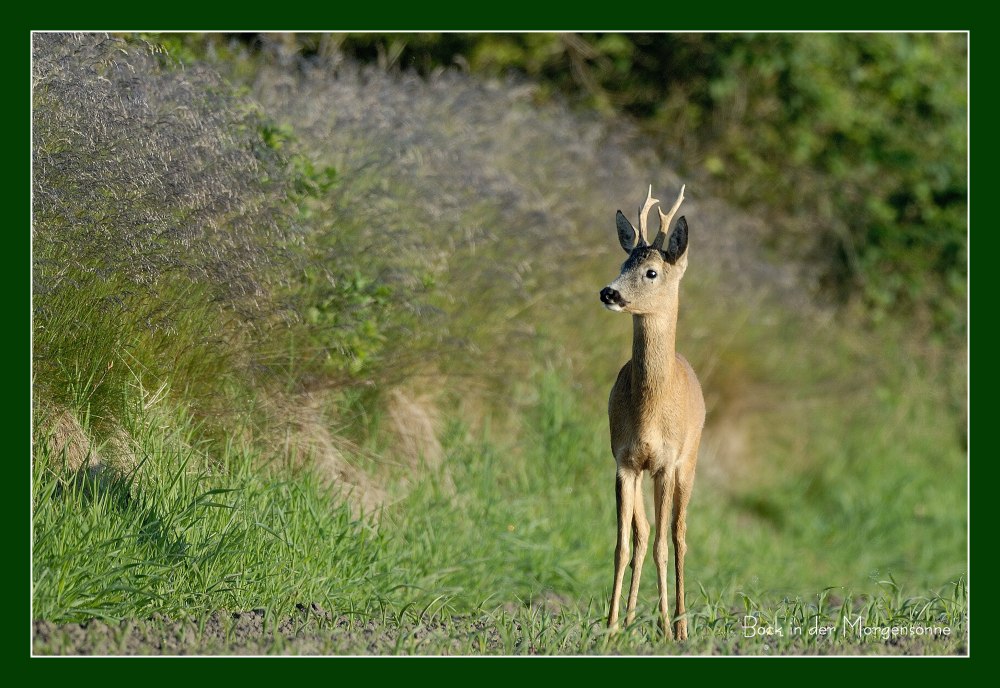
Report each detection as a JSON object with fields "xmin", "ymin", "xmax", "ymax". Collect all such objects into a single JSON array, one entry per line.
[
  {"xmin": 665, "ymin": 216, "xmax": 688, "ymax": 264},
  {"xmin": 616, "ymin": 210, "xmax": 637, "ymax": 253}
]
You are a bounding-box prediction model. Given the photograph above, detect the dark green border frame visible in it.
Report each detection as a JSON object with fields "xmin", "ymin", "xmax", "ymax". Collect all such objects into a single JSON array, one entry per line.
[{"xmin": 16, "ymin": 3, "xmax": 977, "ymax": 678}]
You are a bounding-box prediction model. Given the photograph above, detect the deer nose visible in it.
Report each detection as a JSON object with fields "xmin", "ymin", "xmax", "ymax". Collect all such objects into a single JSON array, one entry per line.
[{"xmin": 600, "ymin": 287, "xmax": 622, "ymax": 305}]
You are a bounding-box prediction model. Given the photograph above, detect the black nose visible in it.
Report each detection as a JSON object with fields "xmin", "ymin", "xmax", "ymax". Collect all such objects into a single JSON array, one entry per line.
[{"xmin": 600, "ymin": 287, "xmax": 621, "ymax": 305}]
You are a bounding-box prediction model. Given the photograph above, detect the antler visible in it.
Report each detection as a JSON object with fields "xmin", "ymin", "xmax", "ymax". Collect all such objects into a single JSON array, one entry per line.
[
  {"xmin": 652, "ymin": 184, "xmax": 686, "ymax": 249},
  {"xmin": 636, "ymin": 184, "xmax": 660, "ymax": 245}
]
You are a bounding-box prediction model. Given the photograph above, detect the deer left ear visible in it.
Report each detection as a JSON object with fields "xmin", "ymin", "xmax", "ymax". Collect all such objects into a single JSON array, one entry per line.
[{"xmin": 664, "ymin": 216, "xmax": 688, "ymax": 264}]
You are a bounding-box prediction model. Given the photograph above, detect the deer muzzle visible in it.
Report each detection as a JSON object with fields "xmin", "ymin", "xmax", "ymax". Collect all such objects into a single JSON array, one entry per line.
[{"xmin": 600, "ymin": 286, "xmax": 628, "ymax": 311}]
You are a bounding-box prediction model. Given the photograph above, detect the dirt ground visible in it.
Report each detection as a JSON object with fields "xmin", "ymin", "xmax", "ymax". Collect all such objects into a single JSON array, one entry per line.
[
  {"xmin": 32, "ymin": 605, "xmax": 966, "ymax": 656},
  {"xmin": 32, "ymin": 604, "xmax": 514, "ymax": 656}
]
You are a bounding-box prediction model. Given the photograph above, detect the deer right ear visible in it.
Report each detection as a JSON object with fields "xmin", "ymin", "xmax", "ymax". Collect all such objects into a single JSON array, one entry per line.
[{"xmin": 616, "ymin": 210, "xmax": 636, "ymax": 253}]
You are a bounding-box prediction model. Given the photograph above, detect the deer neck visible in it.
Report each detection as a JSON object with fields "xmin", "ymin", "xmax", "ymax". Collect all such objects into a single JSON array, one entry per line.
[{"xmin": 630, "ymin": 296, "xmax": 678, "ymax": 411}]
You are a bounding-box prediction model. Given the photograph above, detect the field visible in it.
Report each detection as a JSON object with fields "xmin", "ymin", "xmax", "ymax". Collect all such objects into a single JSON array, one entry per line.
[{"xmin": 31, "ymin": 33, "xmax": 967, "ymax": 656}]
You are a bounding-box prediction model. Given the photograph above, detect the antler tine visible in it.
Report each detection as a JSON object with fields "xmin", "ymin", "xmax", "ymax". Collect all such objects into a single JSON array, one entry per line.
[
  {"xmin": 655, "ymin": 184, "xmax": 686, "ymax": 243},
  {"xmin": 637, "ymin": 184, "xmax": 661, "ymax": 245}
]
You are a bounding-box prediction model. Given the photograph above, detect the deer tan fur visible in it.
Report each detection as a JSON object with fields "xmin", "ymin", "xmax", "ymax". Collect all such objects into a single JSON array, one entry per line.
[{"xmin": 599, "ymin": 185, "xmax": 705, "ymax": 639}]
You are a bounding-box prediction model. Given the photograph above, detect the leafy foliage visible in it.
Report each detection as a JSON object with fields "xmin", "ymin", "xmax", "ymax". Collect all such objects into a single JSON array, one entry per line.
[{"xmin": 647, "ymin": 34, "xmax": 967, "ymax": 333}]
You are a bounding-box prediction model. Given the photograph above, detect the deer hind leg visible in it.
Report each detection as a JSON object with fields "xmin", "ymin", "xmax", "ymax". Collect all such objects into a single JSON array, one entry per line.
[
  {"xmin": 625, "ymin": 472, "xmax": 649, "ymax": 626},
  {"xmin": 672, "ymin": 447, "xmax": 698, "ymax": 640},
  {"xmin": 608, "ymin": 469, "xmax": 637, "ymax": 630},
  {"xmin": 653, "ymin": 468, "xmax": 676, "ymax": 639}
]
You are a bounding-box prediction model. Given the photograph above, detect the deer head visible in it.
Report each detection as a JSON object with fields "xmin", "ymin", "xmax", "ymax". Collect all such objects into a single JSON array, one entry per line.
[{"xmin": 600, "ymin": 185, "xmax": 688, "ymax": 314}]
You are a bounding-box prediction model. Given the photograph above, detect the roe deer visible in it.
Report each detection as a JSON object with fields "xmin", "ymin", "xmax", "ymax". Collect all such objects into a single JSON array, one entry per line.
[{"xmin": 599, "ymin": 184, "xmax": 705, "ymax": 639}]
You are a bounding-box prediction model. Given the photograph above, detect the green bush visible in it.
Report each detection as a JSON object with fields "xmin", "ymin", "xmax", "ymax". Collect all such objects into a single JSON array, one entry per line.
[{"xmin": 649, "ymin": 34, "xmax": 967, "ymax": 334}]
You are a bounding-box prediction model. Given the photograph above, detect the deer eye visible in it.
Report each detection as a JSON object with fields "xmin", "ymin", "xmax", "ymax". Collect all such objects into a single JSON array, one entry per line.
[{"xmin": 645, "ymin": 269, "xmax": 658, "ymax": 279}]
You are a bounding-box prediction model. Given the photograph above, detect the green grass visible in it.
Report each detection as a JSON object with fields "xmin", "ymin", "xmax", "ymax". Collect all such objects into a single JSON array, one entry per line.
[
  {"xmin": 32, "ymin": 391, "xmax": 394, "ymax": 624},
  {"xmin": 32, "ymin": 359, "xmax": 967, "ymax": 654}
]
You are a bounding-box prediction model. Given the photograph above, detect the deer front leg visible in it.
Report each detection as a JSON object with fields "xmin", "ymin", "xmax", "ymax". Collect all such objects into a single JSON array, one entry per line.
[
  {"xmin": 608, "ymin": 469, "xmax": 637, "ymax": 630},
  {"xmin": 625, "ymin": 472, "xmax": 649, "ymax": 626},
  {"xmin": 653, "ymin": 469, "xmax": 676, "ymax": 639}
]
